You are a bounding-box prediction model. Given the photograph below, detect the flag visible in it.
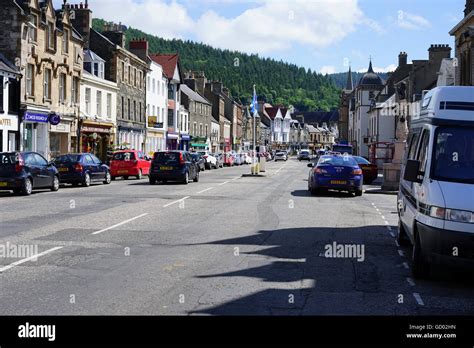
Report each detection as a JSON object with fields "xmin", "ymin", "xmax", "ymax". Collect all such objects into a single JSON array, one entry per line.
[{"xmin": 250, "ymin": 85, "xmax": 258, "ymax": 117}]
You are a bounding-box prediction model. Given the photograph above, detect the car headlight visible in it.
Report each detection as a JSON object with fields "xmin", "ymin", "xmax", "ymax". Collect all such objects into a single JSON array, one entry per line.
[
  {"xmin": 429, "ymin": 206, "xmax": 473, "ymax": 223},
  {"xmin": 446, "ymin": 209, "xmax": 473, "ymax": 223}
]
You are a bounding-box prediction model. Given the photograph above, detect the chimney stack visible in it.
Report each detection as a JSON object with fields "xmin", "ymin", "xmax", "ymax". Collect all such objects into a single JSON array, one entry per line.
[
  {"xmin": 129, "ymin": 38, "xmax": 149, "ymax": 61},
  {"xmin": 67, "ymin": 0, "xmax": 92, "ymax": 48},
  {"xmin": 398, "ymin": 52, "xmax": 408, "ymax": 67},
  {"xmin": 465, "ymin": 0, "xmax": 474, "ymax": 16},
  {"xmin": 428, "ymin": 44, "xmax": 451, "ymax": 63}
]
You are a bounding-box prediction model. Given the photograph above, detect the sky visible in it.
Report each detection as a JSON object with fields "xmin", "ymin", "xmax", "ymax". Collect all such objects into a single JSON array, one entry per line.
[{"xmin": 54, "ymin": 0, "xmax": 467, "ymax": 74}]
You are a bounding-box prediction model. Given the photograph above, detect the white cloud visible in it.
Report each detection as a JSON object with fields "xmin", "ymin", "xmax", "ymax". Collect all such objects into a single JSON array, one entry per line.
[
  {"xmin": 356, "ymin": 64, "xmax": 396, "ymax": 73},
  {"xmin": 396, "ymin": 11, "xmax": 431, "ymax": 30},
  {"xmin": 320, "ymin": 65, "xmax": 336, "ymax": 75}
]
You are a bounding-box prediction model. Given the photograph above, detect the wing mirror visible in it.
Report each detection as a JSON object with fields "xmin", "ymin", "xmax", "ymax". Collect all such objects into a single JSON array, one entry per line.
[
  {"xmin": 307, "ymin": 163, "xmax": 314, "ymax": 168},
  {"xmin": 404, "ymin": 160, "xmax": 423, "ymax": 183}
]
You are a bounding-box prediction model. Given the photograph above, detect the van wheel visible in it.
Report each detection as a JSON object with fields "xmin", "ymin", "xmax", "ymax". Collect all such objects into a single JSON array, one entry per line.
[
  {"xmin": 22, "ymin": 178, "xmax": 33, "ymax": 196},
  {"xmin": 412, "ymin": 231, "xmax": 430, "ymax": 279},
  {"xmin": 397, "ymin": 220, "xmax": 410, "ymax": 246},
  {"xmin": 355, "ymin": 188, "xmax": 363, "ymax": 196}
]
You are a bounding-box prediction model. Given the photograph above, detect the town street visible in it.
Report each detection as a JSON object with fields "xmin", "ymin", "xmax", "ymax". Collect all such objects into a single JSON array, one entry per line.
[{"xmin": 0, "ymin": 158, "xmax": 473, "ymax": 316}]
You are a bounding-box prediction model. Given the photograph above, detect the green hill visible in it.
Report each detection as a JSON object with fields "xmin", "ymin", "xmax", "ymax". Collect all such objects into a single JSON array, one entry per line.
[{"xmin": 92, "ymin": 18, "xmax": 341, "ymax": 112}]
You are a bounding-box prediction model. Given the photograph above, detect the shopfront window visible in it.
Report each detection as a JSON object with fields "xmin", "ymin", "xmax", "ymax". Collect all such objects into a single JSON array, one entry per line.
[{"xmin": 24, "ymin": 124, "xmax": 34, "ymax": 151}]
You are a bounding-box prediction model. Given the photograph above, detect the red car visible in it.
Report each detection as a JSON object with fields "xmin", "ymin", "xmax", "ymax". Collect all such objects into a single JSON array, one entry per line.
[
  {"xmin": 223, "ymin": 153, "xmax": 234, "ymax": 167},
  {"xmin": 110, "ymin": 150, "xmax": 151, "ymax": 180},
  {"xmin": 353, "ymin": 156, "xmax": 378, "ymax": 184}
]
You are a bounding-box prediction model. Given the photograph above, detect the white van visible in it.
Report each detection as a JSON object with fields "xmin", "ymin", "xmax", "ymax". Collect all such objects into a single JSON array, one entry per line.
[{"xmin": 398, "ymin": 86, "xmax": 474, "ymax": 279}]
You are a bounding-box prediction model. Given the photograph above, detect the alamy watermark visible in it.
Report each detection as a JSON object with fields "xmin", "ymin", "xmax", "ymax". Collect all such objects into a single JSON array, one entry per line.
[
  {"xmin": 0, "ymin": 242, "xmax": 39, "ymax": 260},
  {"xmin": 324, "ymin": 242, "xmax": 365, "ymax": 262}
]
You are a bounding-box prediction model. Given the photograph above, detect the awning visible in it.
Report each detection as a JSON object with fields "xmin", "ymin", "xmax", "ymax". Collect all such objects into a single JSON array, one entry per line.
[{"xmin": 191, "ymin": 143, "xmax": 207, "ymax": 148}]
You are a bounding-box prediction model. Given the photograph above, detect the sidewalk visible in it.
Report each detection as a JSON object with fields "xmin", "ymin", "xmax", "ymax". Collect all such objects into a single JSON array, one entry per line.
[{"xmin": 364, "ymin": 174, "xmax": 399, "ymax": 195}]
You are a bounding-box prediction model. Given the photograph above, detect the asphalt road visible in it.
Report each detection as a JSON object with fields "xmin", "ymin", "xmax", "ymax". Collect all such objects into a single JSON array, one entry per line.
[{"xmin": 0, "ymin": 158, "xmax": 473, "ymax": 315}]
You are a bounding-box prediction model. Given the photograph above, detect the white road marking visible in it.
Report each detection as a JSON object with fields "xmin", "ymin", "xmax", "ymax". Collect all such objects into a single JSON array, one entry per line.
[
  {"xmin": 197, "ymin": 187, "xmax": 214, "ymax": 194},
  {"xmin": 390, "ymin": 232, "xmax": 396, "ymax": 238},
  {"xmin": 92, "ymin": 213, "xmax": 149, "ymax": 234},
  {"xmin": 231, "ymin": 177, "xmax": 240, "ymax": 181},
  {"xmin": 163, "ymin": 196, "xmax": 190, "ymax": 208},
  {"xmin": 403, "ymin": 262, "xmax": 410, "ymax": 270},
  {"xmin": 398, "ymin": 249, "xmax": 405, "ymax": 257},
  {"xmin": 413, "ymin": 293, "xmax": 425, "ymax": 306},
  {"xmin": 218, "ymin": 181, "xmax": 230, "ymax": 186},
  {"xmin": 0, "ymin": 246, "xmax": 63, "ymax": 273},
  {"xmin": 406, "ymin": 277, "xmax": 416, "ymax": 286},
  {"xmin": 376, "ymin": 208, "xmax": 380, "ymax": 212}
]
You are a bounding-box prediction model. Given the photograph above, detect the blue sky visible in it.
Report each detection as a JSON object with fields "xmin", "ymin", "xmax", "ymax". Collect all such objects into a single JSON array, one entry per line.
[{"xmin": 55, "ymin": 0, "xmax": 467, "ymax": 74}]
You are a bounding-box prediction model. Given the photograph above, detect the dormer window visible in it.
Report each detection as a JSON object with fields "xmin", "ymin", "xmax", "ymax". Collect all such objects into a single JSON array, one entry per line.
[
  {"xmin": 83, "ymin": 50, "xmax": 105, "ymax": 79},
  {"xmin": 46, "ymin": 21, "xmax": 55, "ymax": 51}
]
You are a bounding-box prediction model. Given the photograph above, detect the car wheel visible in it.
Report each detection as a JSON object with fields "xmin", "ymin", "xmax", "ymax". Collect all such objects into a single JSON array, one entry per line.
[
  {"xmin": 22, "ymin": 178, "xmax": 33, "ymax": 196},
  {"xmin": 355, "ymin": 188, "xmax": 363, "ymax": 196},
  {"xmin": 136, "ymin": 170, "xmax": 142, "ymax": 180},
  {"xmin": 149, "ymin": 177, "xmax": 157, "ymax": 185},
  {"xmin": 183, "ymin": 172, "xmax": 189, "ymax": 185},
  {"xmin": 83, "ymin": 173, "xmax": 91, "ymax": 187},
  {"xmin": 397, "ymin": 219, "xmax": 410, "ymax": 246},
  {"xmin": 193, "ymin": 171, "xmax": 199, "ymax": 182},
  {"xmin": 51, "ymin": 176, "xmax": 60, "ymax": 191},
  {"xmin": 104, "ymin": 171, "xmax": 112, "ymax": 185},
  {"xmin": 412, "ymin": 230, "xmax": 430, "ymax": 279}
]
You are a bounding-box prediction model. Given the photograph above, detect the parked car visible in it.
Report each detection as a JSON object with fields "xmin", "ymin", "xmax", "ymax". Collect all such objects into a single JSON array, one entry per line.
[
  {"xmin": 0, "ymin": 152, "xmax": 59, "ymax": 195},
  {"xmin": 398, "ymin": 86, "xmax": 474, "ymax": 279},
  {"xmin": 214, "ymin": 153, "xmax": 224, "ymax": 168},
  {"xmin": 274, "ymin": 151, "xmax": 288, "ymax": 161},
  {"xmin": 54, "ymin": 153, "xmax": 111, "ymax": 187},
  {"xmin": 242, "ymin": 152, "xmax": 252, "ymax": 164},
  {"xmin": 353, "ymin": 156, "xmax": 378, "ymax": 184},
  {"xmin": 307, "ymin": 155, "xmax": 363, "ymax": 196},
  {"xmin": 224, "ymin": 153, "xmax": 235, "ymax": 166},
  {"xmin": 232, "ymin": 152, "xmax": 243, "ymax": 165},
  {"xmin": 149, "ymin": 151, "xmax": 199, "ymax": 185},
  {"xmin": 110, "ymin": 150, "xmax": 151, "ymax": 180},
  {"xmin": 298, "ymin": 150, "xmax": 311, "ymax": 161},
  {"xmin": 191, "ymin": 153, "xmax": 206, "ymax": 172},
  {"xmin": 198, "ymin": 151, "xmax": 218, "ymax": 169}
]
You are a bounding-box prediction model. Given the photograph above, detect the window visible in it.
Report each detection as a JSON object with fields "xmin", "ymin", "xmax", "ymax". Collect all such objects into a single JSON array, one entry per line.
[
  {"xmin": 28, "ymin": 14, "xmax": 38, "ymax": 42},
  {"xmin": 26, "ymin": 64, "xmax": 34, "ymax": 96},
  {"xmin": 106, "ymin": 93, "xmax": 112, "ymax": 118},
  {"xmin": 121, "ymin": 61, "xmax": 126, "ymax": 82},
  {"xmin": 74, "ymin": 46, "xmax": 81, "ymax": 64},
  {"xmin": 139, "ymin": 102, "xmax": 142, "ymax": 122},
  {"xmin": 417, "ymin": 130, "xmax": 430, "ymax": 173},
  {"xmin": 147, "ymin": 76, "xmax": 150, "ymax": 91},
  {"xmin": 59, "ymin": 73, "xmax": 66, "ymax": 103},
  {"xmin": 168, "ymin": 85, "xmax": 174, "ymax": 99},
  {"xmin": 0, "ymin": 82, "xmax": 3, "ymax": 112},
  {"xmin": 71, "ymin": 77, "xmax": 79, "ymax": 104},
  {"xmin": 133, "ymin": 100, "xmax": 136, "ymax": 120},
  {"xmin": 46, "ymin": 22, "xmax": 55, "ymax": 50},
  {"xmin": 200, "ymin": 124, "xmax": 203, "ymax": 136},
  {"xmin": 161, "ymin": 108, "xmax": 164, "ymax": 122},
  {"xmin": 205, "ymin": 125, "xmax": 208, "ymax": 137},
  {"xmin": 162, "ymin": 82, "xmax": 165, "ymax": 96},
  {"xmin": 128, "ymin": 66, "xmax": 131, "ymax": 85},
  {"xmin": 407, "ymin": 131, "xmax": 420, "ymax": 160},
  {"xmin": 62, "ymin": 29, "xmax": 69, "ymax": 54},
  {"xmin": 193, "ymin": 123, "xmax": 197, "ymax": 136},
  {"xmin": 152, "ymin": 105, "xmax": 155, "ymax": 116},
  {"xmin": 43, "ymin": 68, "xmax": 51, "ymax": 100},
  {"xmin": 96, "ymin": 91, "xmax": 102, "ymax": 117},
  {"xmin": 152, "ymin": 78, "xmax": 155, "ymax": 93},
  {"xmin": 128, "ymin": 99, "xmax": 131, "ymax": 119},
  {"xmin": 85, "ymin": 88, "xmax": 91, "ymax": 114},
  {"xmin": 168, "ymin": 109, "xmax": 174, "ymax": 127},
  {"xmin": 134, "ymin": 68, "xmax": 137, "ymax": 87},
  {"xmin": 157, "ymin": 80, "xmax": 160, "ymax": 94},
  {"xmin": 121, "ymin": 96, "xmax": 125, "ymax": 118}
]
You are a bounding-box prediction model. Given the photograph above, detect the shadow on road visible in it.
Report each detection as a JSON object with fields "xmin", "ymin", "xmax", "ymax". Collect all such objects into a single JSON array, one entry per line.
[
  {"xmin": 189, "ymin": 226, "xmax": 474, "ymax": 315},
  {"xmin": 290, "ymin": 189, "xmax": 354, "ymax": 198}
]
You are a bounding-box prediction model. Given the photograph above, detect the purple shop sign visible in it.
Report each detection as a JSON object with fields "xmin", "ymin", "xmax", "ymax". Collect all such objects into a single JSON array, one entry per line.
[
  {"xmin": 24, "ymin": 112, "xmax": 49, "ymax": 123},
  {"xmin": 48, "ymin": 114, "xmax": 61, "ymax": 126}
]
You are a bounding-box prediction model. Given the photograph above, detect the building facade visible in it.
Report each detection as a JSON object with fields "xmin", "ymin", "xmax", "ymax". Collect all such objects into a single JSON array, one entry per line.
[
  {"xmin": 0, "ymin": 54, "xmax": 21, "ymax": 152},
  {"xmin": 450, "ymin": 0, "xmax": 474, "ymax": 86}
]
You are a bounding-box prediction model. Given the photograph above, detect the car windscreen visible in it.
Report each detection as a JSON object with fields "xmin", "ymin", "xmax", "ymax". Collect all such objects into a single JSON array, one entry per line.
[
  {"xmin": 113, "ymin": 152, "xmax": 136, "ymax": 161},
  {"xmin": 432, "ymin": 127, "xmax": 474, "ymax": 184},
  {"xmin": 191, "ymin": 154, "xmax": 201, "ymax": 160},
  {"xmin": 0, "ymin": 153, "xmax": 17, "ymax": 165},
  {"xmin": 318, "ymin": 156, "xmax": 357, "ymax": 167},
  {"xmin": 354, "ymin": 156, "xmax": 370, "ymax": 165},
  {"xmin": 154, "ymin": 152, "xmax": 180, "ymax": 164},
  {"xmin": 54, "ymin": 154, "xmax": 81, "ymax": 164}
]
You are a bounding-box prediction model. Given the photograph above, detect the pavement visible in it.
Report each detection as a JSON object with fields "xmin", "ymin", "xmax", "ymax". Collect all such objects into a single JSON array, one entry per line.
[{"xmin": 0, "ymin": 158, "xmax": 473, "ymax": 315}]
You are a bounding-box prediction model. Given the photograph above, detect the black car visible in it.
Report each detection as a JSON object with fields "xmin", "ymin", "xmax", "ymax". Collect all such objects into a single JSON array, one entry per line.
[
  {"xmin": 0, "ymin": 152, "xmax": 59, "ymax": 195},
  {"xmin": 149, "ymin": 151, "xmax": 199, "ymax": 185},
  {"xmin": 191, "ymin": 153, "xmax": 206, "ymax": 172},
  {"xmin": 54, "ymin": 153, "xmax": 112, "ymax": 187}
]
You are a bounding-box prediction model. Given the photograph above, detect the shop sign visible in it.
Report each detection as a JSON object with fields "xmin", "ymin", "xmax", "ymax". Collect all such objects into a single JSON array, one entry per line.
[
  {"xmin": 50, "ymin": 122, "xmax": 70, "ymax": 133},
  {"xmin": 82, "ymin": 126, "xmax": 111, "ymax": 134},
  {"xmin": 0, "ymin": 116, "xmax": 18, "ymax": 130},
  {"xmin": 24, "ymin": 112, "xmax": 49, "ymax": 123}
]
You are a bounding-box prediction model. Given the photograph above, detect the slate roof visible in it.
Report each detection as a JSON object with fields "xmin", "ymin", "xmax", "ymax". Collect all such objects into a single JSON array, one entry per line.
[
  {"xmin": 0, "ymin": 53, "xmax": 20, "ymax": 76},
  {"xmin": 292, "ymin": 110, "xmax": 339, "ymax": 126},
  {"xmin": 181, "ymin": 84, "xmax": 211, "ymax": 105}
]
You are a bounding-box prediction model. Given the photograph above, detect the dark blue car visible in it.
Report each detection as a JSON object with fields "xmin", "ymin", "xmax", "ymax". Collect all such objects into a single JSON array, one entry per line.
[
  {"xmin": 54, "ymin": 153, "xmax": 111, "ymax": 187},
  {"xmin": 307, "ymin": 155, "xmax": 363, "ymax": 196},
  {"xmin": 149, "ymin": 151, "xmax": 199, "ymax": 185}
]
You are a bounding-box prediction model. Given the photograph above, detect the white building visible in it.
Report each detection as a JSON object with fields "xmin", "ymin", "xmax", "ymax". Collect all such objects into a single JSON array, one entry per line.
[
  {"xmin": 145, "ymin": 60, "xmax": 168, "ymax": 156},
  {"xmin": 211, "ymin": 119, "xmax": 220, "ymax": 153},
  {"xmin": 0, "ymin": 55, "xmax": 20, "ymax": 152},
  {"xmin": 437, "ymin": 58, "xmax": 456, "ymax": 86},
  {"xmin": 349, "ymin": 60, "xmax": 384, "ymax": 157},
  {"xmin": 281, "ymin": 108, "xmax": 292, "ymax": 143},
  {"xmin": 178, "ymin": 105, "xmax": 190, "ymax": 150},
  {"xmin": 80, "ymin": 50, "xmax": 119, "ymax": 161}
]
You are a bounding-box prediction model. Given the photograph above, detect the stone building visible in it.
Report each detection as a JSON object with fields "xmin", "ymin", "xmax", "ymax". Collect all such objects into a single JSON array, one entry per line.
[
  {"xmin": 0, "ymin": 54, "xmax": 21, "ymax": 152},
  {"xmin": 449, "ymin": 0, "xmax": 474, "ymax": 86},
  {"xmin": 69, "ymin": 3, "xmax": 149, "ymax": 151},
  {"xmin": 338, "ymin": 66, "xmax": 353, "ymax": 143},
  {"xmin": 205, "ymin": 81, "xmax": 229, "ymax": 152},
  {"xmin": 0, "ymin": 0, "xmax": 84, "ymax": 159}
]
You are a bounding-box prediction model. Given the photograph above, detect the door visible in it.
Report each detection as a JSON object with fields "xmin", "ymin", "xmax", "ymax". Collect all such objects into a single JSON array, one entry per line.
[
  {"xmin": 83, "ymin": 154, "xmax": 98, "ymax": 180},
  {"xmin": 91, "ymin": 154, "xmax": 106, "ymax": 180},
  {"xmin": 33, "ymin": 153, "xmax": 52, "ymax": 188},
  {"xmin": 186, "ymin": 153, "xmax": 196, "ymax": 179}
]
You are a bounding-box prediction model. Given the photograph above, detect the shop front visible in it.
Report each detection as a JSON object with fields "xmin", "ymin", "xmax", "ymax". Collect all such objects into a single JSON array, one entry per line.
[
  {"xmin": 224, "ymin": 138, "xmax": 231, "ymax": 153},
  {"xmin": 190, "ymin": 136, "xmax": 208, "ymax": 151},
  {"xmin": 49, "ymin": 115, "xmax": 72, "ymax": 158},
  {"xmin": 117, "ymin": 126, "xmax": 145, "ymax": 152},
  {"xmin": 180, "ymin": 133, "xmax": 190, "ymax": 151},
  {"xmin": 146, "ymin": 130, "xmax": 165, "ymax": 157},
  {"xmin": 80, "ymin": 121, "xmax": 114, "ymax": 162},
  {"xmin": 0, "ymin": 115, "xmax": 19, "ymax": 152},
  {"xmin": 22, "ymin": 110, "xmax": 51, "ymax": 158},
  {"xmin": 166, "ymin": 131, "xmax": 179, "ymax": 150}
]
